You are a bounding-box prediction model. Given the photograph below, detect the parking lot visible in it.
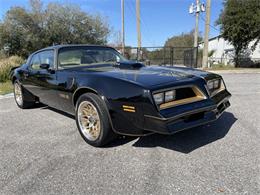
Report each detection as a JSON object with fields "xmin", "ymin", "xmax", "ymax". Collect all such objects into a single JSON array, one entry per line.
[{"xmin": 0, "ymin": 73, "xmax": 259, "ymax": 194}]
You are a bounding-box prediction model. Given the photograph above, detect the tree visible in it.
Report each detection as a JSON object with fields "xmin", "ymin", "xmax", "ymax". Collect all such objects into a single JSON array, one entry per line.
[
  {"xmin": 164, "ymin": 30, "xmax": 202, "ymax": 48},
  {"xmin": 137, "ymin": 31, "xmax": 202, "ymax": 65},
  {"xmin": 0, "ymin": 0, "xmax": 110, "ymax": 57},
  {"xmin": 217, "ymin": 0, "xmax": 260, "ymax": 66}
]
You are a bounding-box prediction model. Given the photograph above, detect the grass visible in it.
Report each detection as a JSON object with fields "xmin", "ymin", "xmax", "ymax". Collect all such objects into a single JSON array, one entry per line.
[
  {"xmin": 0, "ymin": 55, "xmax": 24, "ymax": 95},
  {"xmin": 0, "ymin": 56, "xmax": 24, "ymax": 83},
  {"xmin": 205, "ymin": 64, "xmax": 236, "ymax": 70},
  {"xmin": 0, "ymin": 81, "xmax": 13, "ymax": 95}
]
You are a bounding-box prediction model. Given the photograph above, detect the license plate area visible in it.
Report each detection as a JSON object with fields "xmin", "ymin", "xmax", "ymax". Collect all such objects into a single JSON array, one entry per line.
[{"xmin": 183, "ymin": 112, "xmax": 205, "ymax": 123}]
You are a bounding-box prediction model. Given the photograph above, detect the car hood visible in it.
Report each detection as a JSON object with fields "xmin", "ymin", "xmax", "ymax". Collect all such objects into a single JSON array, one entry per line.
[{"xmin": 71, "ymin": 62, "xmax": 216, "ymax": 87}]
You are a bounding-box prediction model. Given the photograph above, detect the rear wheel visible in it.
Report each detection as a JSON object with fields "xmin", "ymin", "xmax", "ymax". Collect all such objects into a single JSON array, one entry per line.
[
  {"xmin": 14, "ymin": 81, "xmax": 36, "ymax": 109},
  {"xmin": 75, "ymin": 93, "xmax": 116, "ymax": 147}
]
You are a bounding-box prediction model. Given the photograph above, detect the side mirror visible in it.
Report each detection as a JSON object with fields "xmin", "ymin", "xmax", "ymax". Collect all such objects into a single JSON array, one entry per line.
[
  {"xmin": 40, "ymin": 63, "xmax": 50, "ymax": 70},
  {"xmin": 116, "ymin": 56, "xmax": 121, "ymax": 63}
]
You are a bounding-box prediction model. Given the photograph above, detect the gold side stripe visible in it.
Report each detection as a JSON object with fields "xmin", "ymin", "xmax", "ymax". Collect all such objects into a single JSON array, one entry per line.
[
  {"xmin": 192, "ymin": 86, "xmax": 205, "ymax": 98},
  {"xmin": 122, "ymin": 105, "xmax": 135, "ymax": 109},
  {"xmin": 123, "ymin": 108, "xmax": 136, "ymax": 113}
]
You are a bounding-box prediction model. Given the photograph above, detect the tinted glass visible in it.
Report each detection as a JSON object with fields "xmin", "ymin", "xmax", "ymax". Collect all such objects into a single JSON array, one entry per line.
[
  {"xmin": 30, "ymin": 50, "xmax": 54, "ymax": 70},
  {"xmin": 40, "ymin": 50, "xmax": 54, "ymax": 68},
  {"xmin": 30, "ymin": 53, "xmax": 41, "ymax": 70}
]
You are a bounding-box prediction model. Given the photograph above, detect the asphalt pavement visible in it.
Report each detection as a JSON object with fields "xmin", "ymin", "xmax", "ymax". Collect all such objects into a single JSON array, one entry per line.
[{"xmin": 0, "ymin": 73, "xmax": 259, "ymax": 194}]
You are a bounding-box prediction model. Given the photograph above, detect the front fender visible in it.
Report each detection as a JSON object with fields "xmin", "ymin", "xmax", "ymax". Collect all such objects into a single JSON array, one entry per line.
[{"xmin": 75, "ymin": 75, "xmax": 150, "ymax": 135}]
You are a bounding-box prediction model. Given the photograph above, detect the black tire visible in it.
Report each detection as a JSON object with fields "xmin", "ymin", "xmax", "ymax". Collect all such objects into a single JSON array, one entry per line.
[
  {"xmin": 75, "ymin": 93, "xmax": 117, "ymax": 147},
  {"xmin": 13, "ymin": 81, "xmax": 36, "ymax": 109}
]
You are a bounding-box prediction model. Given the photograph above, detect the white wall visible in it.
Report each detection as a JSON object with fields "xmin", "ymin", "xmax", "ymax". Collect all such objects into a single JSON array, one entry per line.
[
  {"xmin": 249, "ymin": 41, "xmax": 260, "ymax": 59},
  {"xmin": 199, "ymin": 36, "xmax": 260, "ymax": 65}
]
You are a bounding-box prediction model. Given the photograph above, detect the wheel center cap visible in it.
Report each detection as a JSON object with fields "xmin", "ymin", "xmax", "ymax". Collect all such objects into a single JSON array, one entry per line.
[{"xmin": 89, "ymin": 116, "xmax": 95, "ymax": 124}]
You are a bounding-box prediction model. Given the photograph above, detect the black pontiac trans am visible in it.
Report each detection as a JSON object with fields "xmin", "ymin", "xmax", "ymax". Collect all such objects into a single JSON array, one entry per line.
[{"xmin": 11, "ymin": 45, "xmax": 231, "ymax": 146}]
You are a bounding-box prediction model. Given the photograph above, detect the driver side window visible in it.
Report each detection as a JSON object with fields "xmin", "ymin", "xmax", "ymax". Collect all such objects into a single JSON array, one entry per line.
[
  {"xmin": 30, "ymin": 53, "xmax": 41, "ymax": 70},
  {"xmin": 30, "ymin": 50, "xmax": 54, "ymax": 70},
  {"xmin": 40, "ymin": 50, "xmax": 54, "ymax": 68}
]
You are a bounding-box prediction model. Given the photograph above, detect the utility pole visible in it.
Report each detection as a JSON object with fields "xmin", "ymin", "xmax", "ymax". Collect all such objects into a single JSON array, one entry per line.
[
  {"xmin": 202, "ymin": 0, "xmax": 211, "ymax": 68},
  {"xmin": 121, "ymin": 0, "xmax": 125, "ymax": 55},
  {"xmin": 136, "ymin": 0, "xmax": 141, "ymax": 59},
  {"xmin": 189, "ymin": 0, "xmax": 205, "ymax": 66},
  {"xmin": 194, "ymin": 0, "xmax": 199, "ymax": 48}
]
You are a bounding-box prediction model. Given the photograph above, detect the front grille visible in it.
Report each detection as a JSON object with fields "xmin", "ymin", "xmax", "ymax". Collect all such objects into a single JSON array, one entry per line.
[
  {"xmin": 175, "ymin": 87, "xmax": 196, "ymax": 100},
  {"xmin": 159, "ymin": 86, "xmax": 206, "ymax": 109}
]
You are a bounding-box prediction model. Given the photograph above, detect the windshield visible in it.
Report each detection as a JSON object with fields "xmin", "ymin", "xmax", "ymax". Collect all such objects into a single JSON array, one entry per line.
[{"xmin": 58, "ymin": 47, "xmax": 127, "ymax": 69}]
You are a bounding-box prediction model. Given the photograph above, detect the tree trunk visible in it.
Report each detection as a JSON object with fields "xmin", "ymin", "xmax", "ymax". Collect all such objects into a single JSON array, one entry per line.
[{"xmin": 234, "ymin": 47, "xmax": 240, "ymax": 67}]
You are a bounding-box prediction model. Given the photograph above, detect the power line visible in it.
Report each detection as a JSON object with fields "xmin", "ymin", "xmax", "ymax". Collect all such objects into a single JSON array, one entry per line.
[
  {"xmin": 199, "ymin": 14, "xmax": 220, "ymax": 32},
  {"xmin": 125, "ymin": 0, "xmax": 135, "ymax": 24},
  {"xmin": 126, "ymin": 0, "xmax": 154, "ymax": 47},
  {"xmin": 138, "ymin": 2, "xmax": 155, "ymax": 46}
]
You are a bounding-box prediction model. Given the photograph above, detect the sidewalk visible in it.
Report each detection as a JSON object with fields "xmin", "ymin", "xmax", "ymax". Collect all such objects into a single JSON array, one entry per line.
[{"xmin": 204, "ymin": 68, "xmax": 260, "ymax": 74}]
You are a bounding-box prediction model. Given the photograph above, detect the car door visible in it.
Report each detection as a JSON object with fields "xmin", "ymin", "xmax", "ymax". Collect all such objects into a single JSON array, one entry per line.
[
  {"xmin": 22, "ymin": 52, "xmax": 41, "ymax": 96},
  {"xmin": 23, "ymin": 50, "xmax": 60, "ymax": 107},
  {"xmin": 54, "ymin": 49, "xmax": 80, "ymax": 114}
]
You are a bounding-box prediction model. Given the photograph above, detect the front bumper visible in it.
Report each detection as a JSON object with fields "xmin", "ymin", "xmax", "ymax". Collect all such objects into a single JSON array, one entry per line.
[{"xmin": 143, "ymin": 90, "xmax": 231, "ymax": 135}]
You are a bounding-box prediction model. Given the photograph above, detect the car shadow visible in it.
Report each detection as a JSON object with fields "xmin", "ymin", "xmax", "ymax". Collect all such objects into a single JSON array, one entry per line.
[
  {"xmin": 24, "ymin": 102, "xmax": 47, "ymax": 109},
  {"xmin": 132, "ymin": 112, "xmax": 237, "ymax": 153},
  {"xmin": 105, "ymin": 136, "xmax": 138, "ymax": 148},
  {"xmin": 36, "ymin": 104, "xmax": 237, "ymax": 153}
]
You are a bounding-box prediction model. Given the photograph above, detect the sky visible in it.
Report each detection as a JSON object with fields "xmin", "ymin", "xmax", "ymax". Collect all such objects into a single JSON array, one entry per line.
[{"xmin": 0, "ymin": 0, "xmax": 224, "ymax": 47}]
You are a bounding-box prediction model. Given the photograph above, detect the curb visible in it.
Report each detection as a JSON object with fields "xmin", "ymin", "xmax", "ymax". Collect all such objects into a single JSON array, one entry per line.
[
  {"xmin": 208, "ymin": 70, "xmax": 260, "ymax": 74},
  {"xmin": 197, "ymin": 68, "xmax": 260, "ymax": 74}
]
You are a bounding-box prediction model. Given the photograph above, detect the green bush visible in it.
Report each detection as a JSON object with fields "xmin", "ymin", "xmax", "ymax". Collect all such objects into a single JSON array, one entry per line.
[{"xmin": 0, "ymin": 56, "xmax": 24, "ymax": 82}]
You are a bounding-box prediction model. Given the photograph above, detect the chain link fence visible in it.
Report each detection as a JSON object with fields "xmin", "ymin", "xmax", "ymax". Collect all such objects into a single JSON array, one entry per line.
[{"xmin": 115, "ymin": 47, "xmax": 198, "ymax": 68}]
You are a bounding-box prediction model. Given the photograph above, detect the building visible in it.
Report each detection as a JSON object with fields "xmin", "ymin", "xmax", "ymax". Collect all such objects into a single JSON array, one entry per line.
[{"xmin": 199, "ymin": 35, "xmax": 260, "ymax": 67}]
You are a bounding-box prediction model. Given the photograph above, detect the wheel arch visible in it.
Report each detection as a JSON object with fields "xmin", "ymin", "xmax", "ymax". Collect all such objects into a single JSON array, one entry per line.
[
  {"xmin": 72, "ymin": 87, "xmax": 99, "ymax": 106},
  {"xmin": 72, "ymin": 87, "xmax": 119, "ymax": 135},
  {"xmin": 12, "ymin": 76, "xmax": 17, "ymax": 84}
]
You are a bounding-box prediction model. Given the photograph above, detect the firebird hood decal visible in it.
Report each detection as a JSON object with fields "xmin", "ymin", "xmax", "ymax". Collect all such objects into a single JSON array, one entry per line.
[{"xmin": 71, "ymin": 63, "xmax": 216, "ymax": 87}]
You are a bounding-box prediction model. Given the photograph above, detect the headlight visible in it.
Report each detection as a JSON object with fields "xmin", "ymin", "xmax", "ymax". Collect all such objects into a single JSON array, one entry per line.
[
  {"xmin": 153, "ymin": 90, "xmax": 176, "ymax": 105},
  {"xmin": 214, "ymin": 79, "xmax": 220, "ymax": 89},
  {"xmin": 207, "ymin": 80, "xmax": 214, "ymax": 91},
  {"xmin": 207, "ymin": 79, "xmax": 225, "ymax": 96},
  {"xmin": 153, "ymin": 93, "xmax": 164, "ymax": 104},
  {"xmin": 165, "ymin": 90, "xmax": 176, "ymax": 102}
]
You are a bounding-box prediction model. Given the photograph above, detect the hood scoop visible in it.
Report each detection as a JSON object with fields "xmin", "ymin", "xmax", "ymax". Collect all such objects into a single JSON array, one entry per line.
[{"xmin": 116, "ymin": 61, "xmax": 144, "ymax": 69}]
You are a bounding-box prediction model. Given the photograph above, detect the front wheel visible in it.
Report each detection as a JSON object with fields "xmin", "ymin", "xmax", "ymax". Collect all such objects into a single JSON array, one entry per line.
[
  {"xmin": 14, "ymin": 81, "xmax": 36, "ymax": 109},
  {"xmin": 75, "ymin": 93, "xmax": 116, "ymax": 147}
]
